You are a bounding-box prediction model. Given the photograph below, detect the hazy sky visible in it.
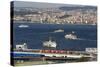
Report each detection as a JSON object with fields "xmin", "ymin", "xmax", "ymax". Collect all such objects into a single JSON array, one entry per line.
[{"xmin": 13, "ymin": 1, "xmax": 89, "ymax": 8}]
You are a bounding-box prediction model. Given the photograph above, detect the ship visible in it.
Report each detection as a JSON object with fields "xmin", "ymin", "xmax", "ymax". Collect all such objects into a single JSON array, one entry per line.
[
  {"xmin": 43, "ymin": 38, "xmax": 57, "ymax": 48},
  {"xmin": 65, "ymin": 31, "xmax": 77, "ymax": 40},
  {"xmin": 18, "ymin": 24, "xmax": 29, "ymax": 28},
  {"xmin": 54, "ymin": 29, "xmax": 64, "ymax": 33}
]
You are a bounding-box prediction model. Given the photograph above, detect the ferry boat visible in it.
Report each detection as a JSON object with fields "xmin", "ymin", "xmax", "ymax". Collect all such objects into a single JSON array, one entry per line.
[
  {"xmin": 43, "ymin": 38, "xmax": 57, "ymax": 48},
  {"xmin": 18, "ymin": 24, "xmax": 29, "ymax": 28},
  {"xmin": 54, "ymin": 29, "xmax": 64, "ymax": 33}
]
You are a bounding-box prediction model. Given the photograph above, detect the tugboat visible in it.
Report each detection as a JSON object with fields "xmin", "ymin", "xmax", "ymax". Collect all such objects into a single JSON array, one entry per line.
[{"xmin": 43, "ymin": 38, "xmax": 57, "ymax": 48}]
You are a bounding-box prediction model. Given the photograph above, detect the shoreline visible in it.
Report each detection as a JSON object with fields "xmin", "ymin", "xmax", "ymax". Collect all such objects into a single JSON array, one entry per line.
[{"xmin": 13, "ymin": 20, "xmax": 97, "ymax": 26}]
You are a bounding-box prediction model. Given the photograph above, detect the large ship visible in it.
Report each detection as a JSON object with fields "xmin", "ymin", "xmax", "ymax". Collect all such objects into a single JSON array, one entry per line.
[{"xmin": 43, "ymin": 38, "xmax": 57, "ymax": 48}]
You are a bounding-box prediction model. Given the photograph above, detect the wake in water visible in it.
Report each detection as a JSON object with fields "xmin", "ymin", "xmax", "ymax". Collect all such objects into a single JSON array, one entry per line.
[{"xmin": 76, "ymin": 38, "xmax": 97, "ymax": 41}]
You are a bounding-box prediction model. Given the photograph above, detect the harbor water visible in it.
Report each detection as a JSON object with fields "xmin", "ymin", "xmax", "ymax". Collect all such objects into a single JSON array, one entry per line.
[{"xmin": 13, "ymin": 21, "xmax": 97, "ymax": 51}]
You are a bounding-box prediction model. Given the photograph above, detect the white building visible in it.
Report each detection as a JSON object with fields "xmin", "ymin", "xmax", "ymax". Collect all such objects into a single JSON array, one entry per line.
[
  {"xmin": 85, "ymin": 48, "xmax": 97, "ymax": 54},
  {"xmin": 16, "ymin": 43, "xmax": 27, "ymax": 50}
]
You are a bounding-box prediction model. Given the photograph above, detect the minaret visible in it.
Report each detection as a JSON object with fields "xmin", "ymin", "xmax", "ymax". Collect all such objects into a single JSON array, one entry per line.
[
  {"xmin": 81, "ymin": 14, "xmax": 83, "ymax": 23},
  {"xmin": 40, "ymin": 18, "xmax": 43, "ymax": 23},
  {"xmin": 80, "ymin": 10, "xmax": 83, "ymax": 24}
]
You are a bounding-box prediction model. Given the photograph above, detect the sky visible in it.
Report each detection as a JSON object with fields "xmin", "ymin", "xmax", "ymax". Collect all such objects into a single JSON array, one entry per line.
[{"xmin": 13, "ymin": 1, "xmax": 92, "ymax": 8}]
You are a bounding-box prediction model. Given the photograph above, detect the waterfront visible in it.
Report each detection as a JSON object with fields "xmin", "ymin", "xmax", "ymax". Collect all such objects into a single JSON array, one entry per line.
[
  {"xmin": 12, "ymin": 21, "xmax": 97, "ymax": 66},
  {"xmin": 12, "ymin": 48, "xmax": 97, "ymax": 66},
  {"xmin": 13, "ymin": 1, "xmax": 97, "ymax": 25}
]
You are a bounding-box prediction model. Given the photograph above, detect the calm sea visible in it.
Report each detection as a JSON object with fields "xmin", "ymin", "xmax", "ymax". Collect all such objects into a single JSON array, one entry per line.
[{"xmin": 13, "ymin": 21, "xmax": 97, "ymax": 51}]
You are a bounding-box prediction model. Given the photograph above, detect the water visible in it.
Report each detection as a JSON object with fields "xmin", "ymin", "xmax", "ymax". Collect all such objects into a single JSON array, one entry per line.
[{"xmin": 13, "ymin": 21, "xmax": 97, "ymax": 51}]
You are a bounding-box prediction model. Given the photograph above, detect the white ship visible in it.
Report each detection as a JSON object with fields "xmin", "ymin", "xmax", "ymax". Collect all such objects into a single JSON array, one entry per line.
[
  {"xmin": 18, "ymin": 24, "xmax": 29, "ymax": 28},
  {"xmin": 54, "ymin": 29, "xmax": 64, "ymax": 33},
  {"xmin": 65, "ymin": 32, "xmax": 77, "ymax": 40},
  {"xmin": 43, "ymin": 38, "xmax": 57, "ymax": 48}
]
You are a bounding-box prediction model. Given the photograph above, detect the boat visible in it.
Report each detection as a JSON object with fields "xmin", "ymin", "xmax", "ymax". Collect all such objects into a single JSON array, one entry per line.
[
  {"xmin": 54, "ymin": 29, "xmax": 64, "ymax": 33},
  {"xmin": 43, "ymin": 38, "xmax": 57, "ymax": 48},
  {"xmin": 65, "ymin": 32, "xmax": 77, "ymax": 40},
  {"xmin": 18, "ymin": 24, "xmax": 29, "ymax": 28}
]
